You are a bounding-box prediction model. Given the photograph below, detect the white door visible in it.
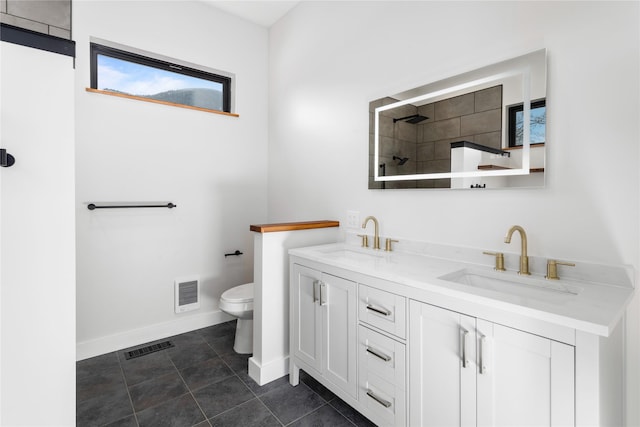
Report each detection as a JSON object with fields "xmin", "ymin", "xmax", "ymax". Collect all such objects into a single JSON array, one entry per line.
[
  {"xmin": 0, "ymin": 41, "xmax": 75, "ymax": 425},
  {"xmin": 409, "ymin": 300, "xmax": 477, "ymax": 427},
  {"xmin": 322, "ymin": 273, "xmax": 357, "ymax": 398},
  {"xmin": 476, "ymin": 320, "xmax": 575, "ymax": 427},
  {"xmin": 291, "ymin": 264, "xmax": 323, "ymax": 372}
]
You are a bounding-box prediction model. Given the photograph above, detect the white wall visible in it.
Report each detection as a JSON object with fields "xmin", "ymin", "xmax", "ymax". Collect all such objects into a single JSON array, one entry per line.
[
  {"xmin": 268, "ymin": 1, "xmax": 639, "ymax": 425},
  {"xmin": 74, "ymin": 1, "xmax": 269, "ymax": 358}
]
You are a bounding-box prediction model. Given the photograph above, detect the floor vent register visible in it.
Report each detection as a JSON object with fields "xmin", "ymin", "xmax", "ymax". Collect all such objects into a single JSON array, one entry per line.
[{"xmin": 124, "ymin": 341, "xmax": 175, "ymax": 360}]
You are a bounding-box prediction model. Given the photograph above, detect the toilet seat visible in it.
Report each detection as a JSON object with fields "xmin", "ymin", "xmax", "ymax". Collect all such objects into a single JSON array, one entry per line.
[
  {"xmin": 220, "ymin": 283, "xmax": 254, "ymax": 317},
  {"xmin": 221, "ymin": 282, "xmax": 253, "ymax": 303}
]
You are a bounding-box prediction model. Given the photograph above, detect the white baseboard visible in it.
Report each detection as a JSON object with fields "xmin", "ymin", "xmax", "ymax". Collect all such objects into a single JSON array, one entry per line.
[
  {"xmin": 248, "ymin": 354, "xmax": 289, "ymax": 386},
  {"xmin": 76, "ymin": 310, "xmax": 234, "ymax": 361}
]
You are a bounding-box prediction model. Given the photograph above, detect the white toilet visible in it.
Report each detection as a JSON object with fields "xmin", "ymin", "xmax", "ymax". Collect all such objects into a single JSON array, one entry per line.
[{"xmin": 219, "ymin": 282, "xmax": 254, "ymax": 354}]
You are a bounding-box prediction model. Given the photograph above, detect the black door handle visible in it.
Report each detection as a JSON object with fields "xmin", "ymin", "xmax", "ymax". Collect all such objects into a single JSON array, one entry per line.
[{"xmin": 0, "ymin": 149, "xmax": 15, "ymax": 167}]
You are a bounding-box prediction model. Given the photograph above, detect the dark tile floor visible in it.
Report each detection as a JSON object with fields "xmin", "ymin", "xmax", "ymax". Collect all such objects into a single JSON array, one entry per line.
[{"xmin": 76, "ymin": 320, "xmax": 376, "ymax": 427}]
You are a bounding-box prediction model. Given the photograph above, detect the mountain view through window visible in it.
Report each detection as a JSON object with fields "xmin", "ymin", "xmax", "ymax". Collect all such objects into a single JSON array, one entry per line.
[{"xmin": 97, "ymin": 54, "xmax": 225, "ymax": 111}]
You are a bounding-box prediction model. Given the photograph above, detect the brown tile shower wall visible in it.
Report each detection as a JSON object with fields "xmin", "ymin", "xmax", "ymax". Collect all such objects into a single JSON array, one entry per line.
[
  {"xmin": 369, "ymin": 97, "xmax": 419, "ymax": 189},
  {"xmin": 369, "ymin": 86, "xmax": 503, "ymax": 189},
  {"xmin": 410, "ymin": 86, "xmax": 502, "ymax": 189},
  {"xmin": 417, "ymin": 85, "xmax": 503, "ymax": 176},
  {"xmin": 1, "ymin": 0, "xmax": 71, "ymax": 39}
]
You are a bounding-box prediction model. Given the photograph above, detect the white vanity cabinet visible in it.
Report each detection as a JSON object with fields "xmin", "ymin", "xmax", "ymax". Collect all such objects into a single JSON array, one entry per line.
[
  {"xmin": 409, "ymin": 300, "xmax": 575, "ymax": 427},
  {"xmin": 290, "ymin": 244, "xmax": 631, "ymax": 427},
  {"xmin": 290, "ymin": 264, "xmax": 358, "ymax": 398}
]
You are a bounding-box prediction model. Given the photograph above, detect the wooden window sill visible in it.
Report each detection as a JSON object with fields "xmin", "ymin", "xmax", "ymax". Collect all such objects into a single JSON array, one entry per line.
[
  {"xmin": 503, "ymin": 143, "xmax": 545, "ymax": 151},
  {"xmin": 85, "ymin": 88, "xmax": 239, "ymax": 117}
]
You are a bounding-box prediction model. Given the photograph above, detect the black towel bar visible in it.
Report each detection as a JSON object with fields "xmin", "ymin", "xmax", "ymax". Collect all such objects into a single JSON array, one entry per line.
[{"xmin": 87, "ymin": 203, "xmax": 177, "ymax": 210}]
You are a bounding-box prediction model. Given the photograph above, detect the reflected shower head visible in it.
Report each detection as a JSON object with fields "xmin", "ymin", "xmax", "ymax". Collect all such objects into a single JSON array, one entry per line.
[
  {"xmin": 393, "ymin": 114, "xmax": 429, "ymax": 124},
  {"xmin": 393, "ymin": 155, "xmax": 409, "ymax": 166}
]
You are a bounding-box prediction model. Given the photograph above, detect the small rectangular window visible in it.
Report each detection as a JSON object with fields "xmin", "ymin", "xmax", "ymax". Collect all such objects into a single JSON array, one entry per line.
[
  {"xmin": 508, "ymin": 99, "xmax": 546, "ymax": 147},
  {"xmin": 90, "ymin": 43, "xmax": 232, "ymax": 113}
]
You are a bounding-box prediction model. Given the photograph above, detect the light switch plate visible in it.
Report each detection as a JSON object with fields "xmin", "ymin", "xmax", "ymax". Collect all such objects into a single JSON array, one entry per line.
[{"xmin": 346, "ymin": 210, "xmax": 360, "ymax": 229}]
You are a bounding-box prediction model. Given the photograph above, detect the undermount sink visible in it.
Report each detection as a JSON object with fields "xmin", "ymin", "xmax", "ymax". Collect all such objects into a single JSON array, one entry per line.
[
  {"xmin": 439, "ymin": 268, "xmax": 581, "ymax": 299},
  {"xmin": 319, "ymin": 247, "xmax": 385, "ymax": 262}
]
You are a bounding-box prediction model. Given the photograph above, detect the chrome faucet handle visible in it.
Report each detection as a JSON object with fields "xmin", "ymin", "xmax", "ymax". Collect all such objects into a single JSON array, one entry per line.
[
  {"xmin": 357, "ymin": 234, "xmax": 369, "ymax": 248},
  {"xmin": 483, "ymin": 251, "xmax": 505, "ymax": 271},
  {"xmin": 546, "ymin": 259, "xmax": 575, "ymax": 280},
  {"xmin": 385, "ymin": 238, "xmax": 399, "ymax": 252}
]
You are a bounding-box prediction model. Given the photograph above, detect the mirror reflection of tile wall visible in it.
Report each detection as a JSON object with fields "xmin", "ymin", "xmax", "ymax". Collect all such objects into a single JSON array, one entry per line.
[
  {"xmin": 370, "ymin": 85, "xmax": 502, "ymax": 189},
  {"xmin": 0, "ymin": 0, "xmax": 71, "ymax": 40}
]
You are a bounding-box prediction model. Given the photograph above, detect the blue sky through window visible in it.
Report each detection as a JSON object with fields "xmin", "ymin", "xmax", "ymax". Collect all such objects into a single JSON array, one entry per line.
[
  {"xmin": 97, "ymin": 55, "xmax": 223, "ymax": 97},
  {"xmin": 515, "ymin": 106, "xmax": 546, "ymax": 145}
]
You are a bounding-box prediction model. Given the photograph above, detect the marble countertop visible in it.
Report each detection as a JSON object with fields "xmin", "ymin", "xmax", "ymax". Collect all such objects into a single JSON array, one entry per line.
[{"xmin": 289, "ymin": 241, "xmax": 635, "ymax": 337}]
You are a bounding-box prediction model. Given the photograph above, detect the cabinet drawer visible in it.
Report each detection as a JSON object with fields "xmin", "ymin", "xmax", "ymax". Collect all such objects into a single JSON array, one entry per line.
[
  {"xmin": 359, "ymin": 325, "xmax": 405, "ymax": 388},
  {"xmin": 359, "ymin": 325, "xmax": 406, "ymax": 426},
  {"xmin": 359, "ymin": 284, "xmax": 406, "ymax": 338}
]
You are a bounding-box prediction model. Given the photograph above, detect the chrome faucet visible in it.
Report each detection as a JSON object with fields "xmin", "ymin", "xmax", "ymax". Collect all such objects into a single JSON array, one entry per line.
[
  {"xmin": 362, "ymin": 216, "xmax": 380, "ymax": 250},
  {"xmin": 504, "ymin": 225, "xmax": 530, "ymax": 275}
]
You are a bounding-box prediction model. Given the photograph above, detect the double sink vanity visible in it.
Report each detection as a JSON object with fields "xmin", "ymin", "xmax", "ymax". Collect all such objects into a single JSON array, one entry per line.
[
  {"xmin": 283, "ymin": 45, "xmax": 631, "ymax": 427},
  {"xmin": 288, "ymin": 221, "xmax": 634, "ymax": 426}
]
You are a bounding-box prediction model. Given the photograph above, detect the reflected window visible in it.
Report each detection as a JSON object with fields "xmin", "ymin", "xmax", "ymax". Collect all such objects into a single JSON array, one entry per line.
[
  {"xmin": 90, "ymin": 43, "xmax": 231, "ymax": 113},
  {"xmin": 508, "ymin": 99, "xmax": 546, "ymax": 147}
]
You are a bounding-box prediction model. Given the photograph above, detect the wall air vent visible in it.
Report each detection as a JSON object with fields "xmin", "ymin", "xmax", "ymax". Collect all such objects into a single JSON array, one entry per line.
[{"xmin": 175, "ymin": 277, "xmax": 200, "ymax": 313}]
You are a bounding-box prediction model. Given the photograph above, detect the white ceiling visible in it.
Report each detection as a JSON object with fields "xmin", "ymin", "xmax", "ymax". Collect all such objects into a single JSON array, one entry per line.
[{"xmin": 201, "ymin": 1, "xmax": 300, "ymax": 27}]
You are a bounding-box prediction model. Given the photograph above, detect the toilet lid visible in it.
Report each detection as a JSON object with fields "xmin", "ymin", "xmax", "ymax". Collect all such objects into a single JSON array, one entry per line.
[{"xmin": 221, "ymin": 282, "xmax": 254, "ymax": 303}]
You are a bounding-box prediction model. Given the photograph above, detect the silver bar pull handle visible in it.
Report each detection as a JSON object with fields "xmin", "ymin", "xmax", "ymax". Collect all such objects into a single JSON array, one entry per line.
[
  {"xmin": 366, "ymin": 304, "xmax": 391, "ymax": 316},
  {"xmin": 366, "ymin": 389, "xmax": 392, "ymax": 408},
  {"xmin": 312, "ymin": 280, "xmax": 319, "ymax": 303},
  {"xmin": 365, "ymin": 346, "xmax": 392, "ymax": 362},
  {"xmin": 319, "ymin": 282, "xmax": 326, "ymax": 306},
  {"xmin": 460, "ymin": 327, "xmax": 469, "ymax": 368},
  {"xmin": 479, "ymin": 333, "xmax": 488, "ymax": 374}
]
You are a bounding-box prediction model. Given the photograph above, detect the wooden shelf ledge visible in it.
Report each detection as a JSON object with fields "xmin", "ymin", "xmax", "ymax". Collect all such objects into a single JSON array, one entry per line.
[
  {"xmin": 477, "ymin": 165, "xmax": 545, "ymax": 173},
  {"xmin": 250, "ymin": 220, "xmax": 340, "ymax": 233},
  {"xmin": 477, "ymin": 164, "xmax": 510, "ymax": 170}
]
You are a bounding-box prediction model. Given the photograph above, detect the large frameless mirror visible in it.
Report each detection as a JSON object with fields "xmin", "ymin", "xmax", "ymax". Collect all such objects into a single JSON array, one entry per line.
[{"xmin": 369, "ymin": 49, "xmax": 546, "ymax": 189}]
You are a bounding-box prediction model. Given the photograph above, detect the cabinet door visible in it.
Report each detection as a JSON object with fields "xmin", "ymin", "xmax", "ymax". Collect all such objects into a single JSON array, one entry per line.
[
  {"xmin": 291, "ymin": 264, "xmax": 323, "ymax": 373},
  {"xmin": 322, "ymin": 273, "xmax": 358, "ymax": 398},
  {"xmin": 476, "ymin": 320, "xmax": 575, "ymax": 427},
  {"xmin": 409, "ymin": 300, "xmax": 477, "ymax": 427}
]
